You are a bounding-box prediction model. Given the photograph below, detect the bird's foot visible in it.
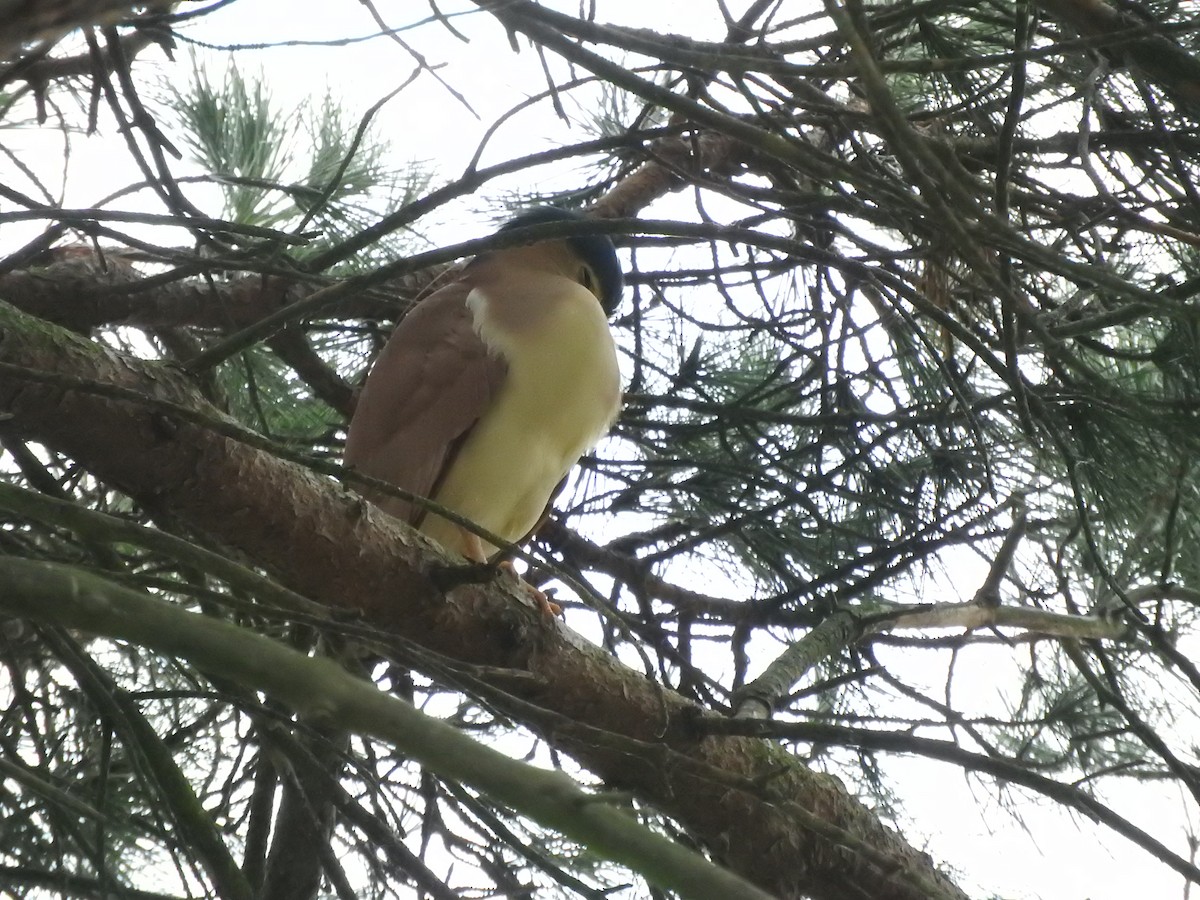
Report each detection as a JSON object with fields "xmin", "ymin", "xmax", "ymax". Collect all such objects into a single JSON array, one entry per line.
[
  {"xmin": 497, "ymin": 560, "xmax": 561, "ymax": 617},
  {"xmin": 426, "ymin": 529, "xmax": 503, "ymax": 592}
]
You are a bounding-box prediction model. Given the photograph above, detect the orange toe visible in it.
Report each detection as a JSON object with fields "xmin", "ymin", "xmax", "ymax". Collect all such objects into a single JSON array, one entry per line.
[
  {"xmin": 496, "ymin": 561, "xmax": 560, "ymax": 616},
  {"xmin": 530, "ymin": 586, "xmax": 561, "ymax": 618}
]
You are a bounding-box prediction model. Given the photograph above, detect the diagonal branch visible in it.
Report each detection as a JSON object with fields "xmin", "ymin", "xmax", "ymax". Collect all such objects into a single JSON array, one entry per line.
[
  {"xmin": 0, "ymin": 556, "xmax": 774, "ymax": 900},
  {"xmin": 0, "ymin": 299, "xmax": 968, "ymax": 900}
]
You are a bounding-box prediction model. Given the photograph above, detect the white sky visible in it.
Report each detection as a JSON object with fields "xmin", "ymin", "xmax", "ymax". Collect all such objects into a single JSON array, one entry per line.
[{"xmin": 3, "ymin": 2, "xmax": 1196, "ymax": 898}]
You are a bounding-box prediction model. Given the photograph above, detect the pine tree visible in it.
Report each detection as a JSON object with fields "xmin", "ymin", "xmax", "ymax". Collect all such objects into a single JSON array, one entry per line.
[{"xmin": 2, "ymin": 2, "xmax": 1200, "ymax": 898}]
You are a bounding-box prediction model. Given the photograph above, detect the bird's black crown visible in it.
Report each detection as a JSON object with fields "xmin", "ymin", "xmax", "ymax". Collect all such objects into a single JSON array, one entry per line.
[{"xmin": 497, "ymin": 207, "xmax": 624, "ymax": 316}]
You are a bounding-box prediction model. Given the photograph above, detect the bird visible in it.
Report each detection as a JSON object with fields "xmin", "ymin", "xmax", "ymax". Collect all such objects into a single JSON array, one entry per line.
[{"xmin": 343, "ymin": 207, "xmax": 623, "ymax": 613}]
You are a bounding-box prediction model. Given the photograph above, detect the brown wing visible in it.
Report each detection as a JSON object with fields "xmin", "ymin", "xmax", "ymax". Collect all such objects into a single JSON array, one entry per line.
[{"xmin": 344, "ymin": 281, "xmax": 507, "ymax": 524}]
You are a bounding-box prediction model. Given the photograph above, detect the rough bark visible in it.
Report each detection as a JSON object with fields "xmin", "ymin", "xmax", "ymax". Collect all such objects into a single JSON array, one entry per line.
[{"xmin": 0, "ymin": 300, "xmax": 968, "ymax": 900}]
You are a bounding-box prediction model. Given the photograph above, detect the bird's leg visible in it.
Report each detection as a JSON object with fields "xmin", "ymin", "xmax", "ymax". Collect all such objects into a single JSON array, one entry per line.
[
  {"xmin": 422, "ymin": 528, "xmax": 498, "ymax": 592},
  {"xmin": 460, "ymin": 530, "xmax": 489, "ymax": 565},
  {"xmin": 456, "ymin": 528, "xmax": 561, "ymax": 618}
]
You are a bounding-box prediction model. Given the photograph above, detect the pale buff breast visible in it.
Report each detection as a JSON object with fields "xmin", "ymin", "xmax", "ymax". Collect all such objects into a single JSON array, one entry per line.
[{"xmin": 419, "ymin": 273, "xmax": 620, "ymax": 556}]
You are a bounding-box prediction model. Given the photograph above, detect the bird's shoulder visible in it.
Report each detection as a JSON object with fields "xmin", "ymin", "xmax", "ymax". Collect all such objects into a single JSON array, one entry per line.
[
  {"xmin": 373, "ymin": 280, "xmax": 505, "ymax": 393},
  {"xmin": 344, "ymin": 280, "xmax": 508, "ymax": 472}
]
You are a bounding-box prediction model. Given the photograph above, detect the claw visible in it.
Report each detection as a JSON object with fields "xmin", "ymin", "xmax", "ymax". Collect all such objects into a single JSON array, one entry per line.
[{"xmin": 497, "ymin": 559, "xmax": 561, "ymax": 617}]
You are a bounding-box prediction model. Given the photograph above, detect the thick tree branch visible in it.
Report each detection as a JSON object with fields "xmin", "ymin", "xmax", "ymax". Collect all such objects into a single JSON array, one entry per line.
[
  {"xmin": 0, "ymin": 259, "xmax": 339, "ymax": 332},
  {"xmin": 0, "ymin": 301, "xmax": 969, "ymax": 899}
]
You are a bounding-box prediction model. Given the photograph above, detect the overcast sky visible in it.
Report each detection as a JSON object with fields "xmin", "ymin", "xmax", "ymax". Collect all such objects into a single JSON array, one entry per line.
[{"xmin": 4, "ymin": 3, "xmax": 1194, "ymax": 898}]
